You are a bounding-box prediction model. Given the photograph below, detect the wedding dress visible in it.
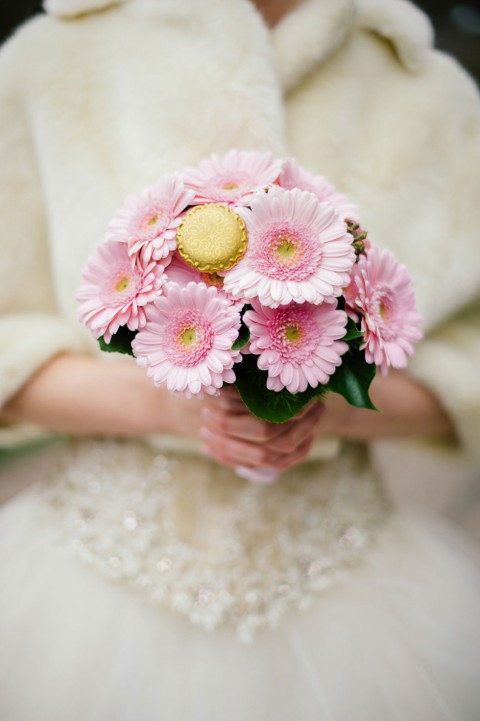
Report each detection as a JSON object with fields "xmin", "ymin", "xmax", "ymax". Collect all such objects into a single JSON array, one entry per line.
[{"xmin": 1, "ymin": 437, "xmax": 479, "ymax": 720}]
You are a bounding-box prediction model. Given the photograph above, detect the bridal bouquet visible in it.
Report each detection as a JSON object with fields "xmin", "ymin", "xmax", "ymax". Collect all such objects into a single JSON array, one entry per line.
[{"xmin": 77, "ymin": 150, "xmax": 422, "ymax": 425}]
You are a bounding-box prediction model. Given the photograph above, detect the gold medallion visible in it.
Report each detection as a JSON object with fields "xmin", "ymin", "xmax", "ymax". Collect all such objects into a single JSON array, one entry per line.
[{"xmin": 177, "ymin": 204, "xmax": 248, "ymax": 273}]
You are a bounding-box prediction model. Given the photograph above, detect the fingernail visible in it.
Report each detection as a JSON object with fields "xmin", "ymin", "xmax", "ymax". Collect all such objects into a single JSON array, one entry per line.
[
  {"xmin": 201, "ymin": 408, "xmax": 215, "ymax": 421},
  {"xmin": 200, "ymin": 427, "xmax": 215, "ymax": 441}
]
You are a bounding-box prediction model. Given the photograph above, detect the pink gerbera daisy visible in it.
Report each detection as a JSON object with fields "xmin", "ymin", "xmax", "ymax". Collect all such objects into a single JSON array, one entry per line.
[
  {"xmin": 278, "ymin": 158, "xmax": 359, "ymax": 222},
  {"xmin": 344, "ymin": 247, "xmax": 422, "ymax": 375},
  {"xmin": 76, "ymin": 240, "xmax": 166, "ymax": 343},
  {"xmin": 223, "ymin": 187, "xmax": 355, "ymax": 308},
  {"xmin": 182, "ymin": 149, "xmax": 282, "ymax": 206},
  {"xmin": 132, "ymin": 282, "xmax": 242, "ymax": 397},
  {"xmin": 106, "ymin": 175, "xmax": 194, "ymax": 264},
  {"xmin": 245, "ymin": 300, "xmax": 348, "ymax": 393}
]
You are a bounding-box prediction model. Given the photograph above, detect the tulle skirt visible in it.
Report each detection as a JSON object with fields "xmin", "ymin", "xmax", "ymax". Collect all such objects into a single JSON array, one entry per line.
[{"xmin": 1, "ymin": 478, "xmax": 480, "ymax": 721}]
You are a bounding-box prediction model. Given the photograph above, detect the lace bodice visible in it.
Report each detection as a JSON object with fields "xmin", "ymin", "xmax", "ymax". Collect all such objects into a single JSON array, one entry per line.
[{"xmin": 43, "ymin": 439, "xmax": 389, "ymax": 641}]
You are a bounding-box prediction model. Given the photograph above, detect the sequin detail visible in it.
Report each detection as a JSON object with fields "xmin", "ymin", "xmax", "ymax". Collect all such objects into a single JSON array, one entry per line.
[{"xmin": 44, "ymin": 440, "xmax": 389, "ymax": 642}]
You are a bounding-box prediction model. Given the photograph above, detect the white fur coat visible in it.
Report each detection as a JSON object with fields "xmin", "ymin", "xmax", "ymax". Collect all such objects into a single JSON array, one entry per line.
[{"xmin": 0, "ymin": 0, "xmax": 479, "ymax": 517}]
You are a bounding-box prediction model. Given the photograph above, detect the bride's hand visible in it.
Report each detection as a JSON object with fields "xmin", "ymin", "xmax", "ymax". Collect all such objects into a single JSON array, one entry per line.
[
  {"xmin": 197, "ymin": 373, "xmax": 454, "ymax": 473},
  {"xmin": 1, "ymin": 354, "xmax": 452, "ymax": 451},
  {"xmin": 199, "ymin": 387, "xmax": 325, "ymax": 472},
  {"xmin": 0, "ymin": 354, "xmax": 213, "ymax": 439}
]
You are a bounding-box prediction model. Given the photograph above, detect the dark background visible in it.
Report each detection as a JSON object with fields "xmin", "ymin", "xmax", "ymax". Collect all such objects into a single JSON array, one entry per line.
[{"xmin": 0, "ymin": 0, "xmax": 478, "ymax": 81}]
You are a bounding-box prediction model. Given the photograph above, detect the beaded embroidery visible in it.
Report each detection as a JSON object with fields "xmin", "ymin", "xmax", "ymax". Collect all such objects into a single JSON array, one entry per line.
[{"xmin": 44, "ymin": 439, "xmax": 389, "ymax": 642}]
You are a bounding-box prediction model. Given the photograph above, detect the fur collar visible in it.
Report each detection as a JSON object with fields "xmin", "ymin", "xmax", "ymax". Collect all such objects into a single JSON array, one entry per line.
[
  {"xmin": 43, "ymin": 0, "xmax": 433, "ymax": 86},
  {"xmin": 357, "ymin": 0, "xmax": 433, "ymax": 72},
  {"xmin": 271, "ymin": 0, "xmax": 357, "ymax": 93},
  {"xmin": 44, "ymin": 0, "xmax": 126, "ymax": 17}
]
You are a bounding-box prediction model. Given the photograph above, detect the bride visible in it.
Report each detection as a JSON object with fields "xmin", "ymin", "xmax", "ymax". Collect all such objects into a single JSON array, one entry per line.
[{"xmin": 1, "ymin": 0, "xmax": 479, "ymax": 719}]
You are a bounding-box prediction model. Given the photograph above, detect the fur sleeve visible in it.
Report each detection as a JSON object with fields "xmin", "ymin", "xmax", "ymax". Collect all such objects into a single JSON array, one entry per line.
[
  {"xmin": 0, "ymin": 35, "xmax": 90, "ymax": 445},
  {"xmin": 406, "ymin": 306, "xmax": 480, "ymax": 460},
  {"xmin": 370, "ymin": 311, "xmax": 480, "ymax": 525}
]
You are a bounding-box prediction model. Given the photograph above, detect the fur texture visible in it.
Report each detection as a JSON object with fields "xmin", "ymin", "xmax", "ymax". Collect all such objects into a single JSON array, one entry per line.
[
  {"xmin": 44, "ymin": 0, "xmax": 125, "ymax": 17},
  {"xmin": 357, "ymin": 0, "xmax": 434, "ymax": 72},
  {"xmin": 1, "ymin": 0, "xmax": 479, "ymax": 478},
  {"xmin": 271, "ymin": 0, "xmax": 358, "ymax": 93}
]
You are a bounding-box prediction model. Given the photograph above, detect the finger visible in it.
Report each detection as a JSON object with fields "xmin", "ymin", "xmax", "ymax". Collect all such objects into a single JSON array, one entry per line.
[
  {"xmin": 268, "ymin": 403, "xmax": 325, "ymax": 453},
  {"xmin": 290, "ymin": 398, "xmax": 322, "ymax": 420},
  {"xmin": 204, "ymin": 391, "xmax": 246, "ymax": 413},
  {"xmin": 274, "ymin": 435, "xmax": 316, "ymax": 471},
  {"xmin": 200, "ymin": 428, "xmax": 280, "ymax": 467},
  {"xmin": 201, "ymin": 421, "xmax": 318, "ymax": 469},
  {"xmin": 202, "ymin": 430, "xmax": 316, "ymax": 472},
  {"xmin": 201, "ymin": 407, "xmax": 286, "ymax": 443},
  {"xmin": 202, "ymin": 398, "xmax": 324, "ymax": 445},
  {"xmin": 218, "ymin": 385, "xmax": 241, "ymax": 399}
]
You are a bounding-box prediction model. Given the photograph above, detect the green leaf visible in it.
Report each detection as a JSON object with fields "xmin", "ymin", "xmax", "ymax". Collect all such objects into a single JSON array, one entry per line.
[
  {"xmin": 98, "ymin": 326, "xmax": 137, "ymax": 356},
  {"xmin": 326, "ymin": 347, "xmax": 378, "ymax": 410},
  {"xmin": 232, "ymin": 319, "xmax": 251, "ymax": 351},
  {"xmin": 234, "ymin": 353, "xmax": 326, "ymax": 423},
  {"xmin": 343, "ymin": 317, "xmax": 364, "ymax": 342}
]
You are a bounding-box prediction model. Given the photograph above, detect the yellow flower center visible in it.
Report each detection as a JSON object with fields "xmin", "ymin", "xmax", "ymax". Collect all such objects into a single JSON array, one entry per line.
[
  {"xmin": 276, "ymin": 237, "xmax": 297, "ymax": 260},
  {"xmin": 115, "ymin": 276, "xmax": 130, "ymax": 292},
  {"xmin": 145, "ymin": 211, "xmax": 162, "ymax": 228},
  {"xmin": 379, "ymin": 300, "xmax": 390, "ymax": 321},
  {"xmin": 181, "ymin": 328, "xmax": 197, "ymax": 346},
  {"xmin": 222, "ymin": 182, "xmax": 238, "ymax": 190},
  {"xmin": 285, "ymin": 325, "xmax": 300, "ymax": 342}
]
